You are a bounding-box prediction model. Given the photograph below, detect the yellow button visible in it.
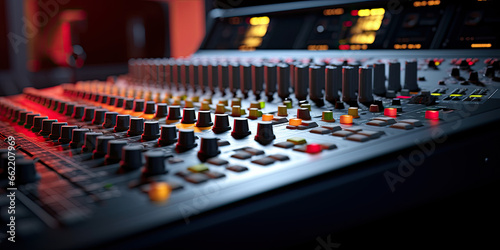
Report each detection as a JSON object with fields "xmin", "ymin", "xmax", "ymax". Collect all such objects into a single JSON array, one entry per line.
[
  {"xmin": 469, "ymin": 95, "xmax": 483, "ymax": 98},
  {"xmin": 347, "ymin": 107, "xmax": 360, "ymax": 118},
  {"xmin": 449, "ymin": 94, "xmax": 463, "ymax": 97},
  {"xmin": 287, "ymin": 137, "xmax": 307, "ymax": 145},
  {"xmin": 200, "ymin": 101, "xmax": 211, "ymax": 111},
  {"xmin": 148, "ymin": 182, "xmax": 172, "ymax": 202},
  {"xmin": 289, "ymin": 118, "xmax": 302, "ymax": 126},
  {"xmin": 184, "ymin": 99, "xmax": 194, "ymax": 108},
  {"xmin": 232, "ymin": 106, "xmax": 241, "ymax": 117},
  {"xmin": 188, "ymin": 164, "xmax": 208, "ymax": 173},
  {"xmin": 219, "ymin": 99, "xmax": 228, "ymax": 106},
  {"xmin": 340, "ymin": 115, "xmax": 353, "ymax": 124}
]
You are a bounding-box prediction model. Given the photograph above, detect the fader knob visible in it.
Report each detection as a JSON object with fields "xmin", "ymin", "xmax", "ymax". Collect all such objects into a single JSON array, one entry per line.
[
  {"xmin": 93, "ymin": 136, "xmax": 114, "ymax": 159},
  {"xmin": 17, "ymin": 111, "xmax": 32, "ymax": 126},
  {"xmin": 265, "ymin": 63, "xmax": 277, "ymax": 101},
  {"xmin": 57, "ymin": 101, "xmax": 66, "ymax": 114},
  {"xmin": 142, "ymin": 121, "xmax": 160, "ymax": 141},
  {"xmin": 155, "ymin": 103, "xmax": 168, "ymax": 118},
  {"xmin": 105, "ymin": 140, "xmax": 127, "ymax": 164},
  {"xmin": 15, "ymin": 159, "xmax": 40, "ymax": 184},
  {"xmin": 39, "ymin": 119, "xmax": 57, "ymax": 136},
  {"xmin": 64, "ymin": 103, "xmax": 75, "ymax": 116},
  {"xmin": 196, "ymin": 111, "xmax": 213, "ymax": 127},
  {"xmin": 252, "ymin": 64, "xmax": 264, "ymax": 99},
  {"xmin": 92, "ymin": 109, "xmax": 107, "ymax": 125},
  {"xmin": 82, "ymin": 107, "xmax": 96, "ymax": 122},
  {"xmin": 176, "ymin": 129, "xmax": 197, "ymax": 152},
  {"xmin": 404, "ymin": 60, "xmax": 419, "ymax": 91},
  {"xmin": 49, "ymin": 122, "xmax": 68, "ymax": 140},
  {"xmin": 31, "ymin": 116, "xmax": 48, "ymax": 132},
  {"xmin": 197, "ymin": 135, "xmax": 220, "ymax": 162},
  {"xmin": 144, "ymin": 101, "xmax": 156, "ymax": 115},
  {"xmin": 373, "ymin": 63, "xmax": 386, "ymax": 96},
  {"xmin": 213, "ymin": 114, "xmax": 231, "ymax": 134},
  {"xmin": 309, "ymin": 65, "xmax": 325, "ymax": 107},
  {"xmin": 158, "ymin": 125, "xmax": 177, "ymax": 146},
  {"xmin": 388, "ymin": 62, "xmax": 401, "ymax": 92},
  {"xmin": 120, "ymin": 145, "xmax": 144, "ymax": 171},
  {"xmin": 59, "ymin": 125, "xmax": 77, "ymax": 144},
  {"xmin": 144, "ymin": 151, "xmax": 167, "ymax": 175},
  {"xmin": 103, "ymin": 112, "xmax": 118, "ymax": 128},
  {"xmin": 358, "ymin": 67, "xmax": 374, "ymax": 104},
  {"xmin": 342, "ymin": 66, "xmax": 357, "ymax": 103},
  {"xmin": 325, "ymin": 65, "xmax": 341, "ymax": 104},
  {"xmin": 181, "ymin": 108, "xmax": 197, "ymax": 124},
  {"xmin": 114, "ymin": 115, "xmax": 130, "ymax": 132},
  {"xmin": 166, "ymin": 106, "xmax": 181, "ymax": 120},
  {"xmin": 72, "ymin": 105, "xmax": 85, "ymax": 119},
  {"xmin": 294, "ymin": 64, "xmax": 308, "ymax": 101},
  {"xmin": 254, "ymin": 121, "xmax": 275, "ymax": 145},
  {"xmin": 231, "ymin": 118, "xmax": 251, "ymax": 139},
  {"xmin": 25, "ymin": 113, "xmax": 40, "ymax": 129},
  {"xmin": 82, "ymin": 132, "xmax": 103, "ymax": 152},
  {"xmin": 277, "ymin": 63, "xmax": 290, "ymax": 100},
  {"xmin": 128, "ymin": 118, "xmax": 144, "ymax": 136}
]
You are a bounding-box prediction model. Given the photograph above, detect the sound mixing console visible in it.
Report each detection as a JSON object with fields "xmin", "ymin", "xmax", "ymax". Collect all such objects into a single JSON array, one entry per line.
[{"xmin": 1, "ymin": 0, "xmax": 500, "ymax": 249}]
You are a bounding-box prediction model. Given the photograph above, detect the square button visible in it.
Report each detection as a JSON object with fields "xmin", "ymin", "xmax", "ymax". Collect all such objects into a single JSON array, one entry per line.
[
  {"xmin": 301, "ymin": 121, "xmax": 318, "ymax": 128},
  {"xmin": 188, "ymin": 164, "xmax": 209, "ymax": 173},
  {"xmin": 184, "ymin": 173, "xmax": 209, "ymax": 184},
  {"xmin": 310, "ymin": 127, "xmax": 331, "ymax": 134},
  {"xmin": 251, "ymin": 157, "xmax": 276, "ymax": 166},
  {"xmin": 346, "ymin": 134, "xmax": 370, "ymax": 142},
  {"xmin": 272, "ymin": 117, "xmax": 288, "ymax": 125},
  {"xmin": 168, "ymin": 157, "xmax": 184, "ymax": 164},
  {"xmin": 207, "ymin": 158, "xmax": 229, "ymax": 166},
  {"xmin": 297, "ymin": 125, "xmax": 309, "ymax": 130},
  {"xmin": 231, "ymin": 151, "xmax": 252, "ymax": 160},
  {"xmin": 226, "ymin": 165, "xmax": 248, "ymax": 172},
  {"xmin": 390, "ymin": 123, "xmax": 413, "ymax": 130},
  {"xmin": 274, "ymin": 141, "xmax": 295, "ymax": 149},
  {"xmin": 244, "ymin": 148, "xmax": 265, "ymax": 155},
  {"xmin": 399, "ymin": 119, "xmax": 423, "ymax": 127},
  {"xmin": 358, "ymin": 130, "xmax": 384, "ymax": 139},
  {"xmin": 286, "ymin": 125, "xmax": 298, "ymax": 130},
  {"xmin": 366, "ymin": 120, "xmax": 387, "ymax": 126},
  {"xmin": 269, "ymin": 154, "xmax": 290, "ymax": 161},
  {"xmin": 321, "ymin": 125, "xmax": 342, "ymax": 131},
  {"xmin": 292, "ymin": 146, "xmax": 307, "ymax": 153},
  {"xmin": 217, "ymin": 140, "xmax": 230, "ymax": 146},
  {"xmin": 373, "ymin": 117, "xmax": 397, "ymax": 124},
  {"xmin": 343, "ymin": 126, "xmax": 363, "ymax": 133},
  {"xmin": 204, "ymin": 171, "xmax": 226, "ymax": 179},
  {"xmin": 321, "ymin": 143, "xmax": 337, "ymax": 150},
  {"xmin": 175, "ymin": 170, "xmax": 192, "ymax": 177},
  {"xmin": 332, "ymin": 131, "xmax": 354, "ymax": 137},
  {"xmin": 287, "ymin": 137, "xmax": 307, "ymax": 145}
]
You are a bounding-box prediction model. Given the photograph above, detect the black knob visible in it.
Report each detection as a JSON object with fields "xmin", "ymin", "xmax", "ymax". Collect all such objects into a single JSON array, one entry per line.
[
  {"xmin": 59, "ymin": 125, "xmax": 77, "ymax": 144},
  {"xmin": 106, "ymin": 96, "xmax": 116, "ymax": 107},
  {"xmin": 229, "ymin": 62, "xmax": 240, "ymax": 96},
  {"xmin": 144, "ymin": 101, "xmax": 156, "ymax": 114},
  {"xmin": 17, "ymin": 111, "xmax": 32, "ymax": 125},
  {"xmin": 309, "ymin": 65, "xmax": 325, "ymax": 107},
  {"xmin": 143, "ymin": 151, "xmax": 167, "ymax": 175},
  {"xmin": 31, "ymin": 116, "xmax": 48, "ymax": 132},
  {"xmin": 49, "ymin": 122, "xmax": 68, "ymax": 140},
  {"xmin": 93, "ymin": 135, "xmax": 114, "ymax": 159},
  {"xmin": 72, "ymin": 105, "xmax": 85, "ymax": 119},
  {"xmin": 158, "ymin": 125, "xmax": 177, "ymax": 146},
  {"xmin": 154, "ymin": 103, "xmax": 168, "ymax": 118},
  {"xmin": 120, "ymin": 145, "xmax": 144, "ymax": 171},
  {"xmin": 388, "ymin": 62, "xmax": 401, "ymax": 92},
  {"xmin": 142, "ymin": 121, "xmax": 160, "ymax": 141},
  {"xmin": 240, "ymin": 63, "xmax": 252, "ymax": 98},
  {"xmin": 91, "ymin": 93, "xmax": 100, "ymax": 102},
  {"xmin": 459, "ymin": 60, "xmax": 470, "ymax": 70},
  {"xmin": 342, "ymin": 66, "xmax": 357, "ymax": 103},
  {"xmin": 219, "ymin": 63, "xmax": 230, "ymax": 94},
  {"xmin": 358, "ymin": 67, "xmax": 374, "ymax": 104},
  {"xmin": 123, "ymin": 98, "xmax": 134, "ymax": 111},
  {"xmin": 176, "ymin": 129, "xmax": 197, "ymax": 152},
  {"xmin": 294, "ymin": 64, "xmax": 308, "ymax": 101},
  {"xmin": 39, "ymin": 119, "xmax": 57, "ymax": 136},
  {"xmin": 196, "ymin": 111, "xmax": 213, "ymax": 127},
  {"xmin": 82, "ymin": 107, "xmax": 96, "ymax": 122},
  {"xmin": 277, "ymin": 63, "xmax": 290, "ymax": 100},
  {"xmin": 133, "ymin": 99, "xmax": 145, "ymax": 113},
  {"xmin": 334, "ymin": 101, "xmax": 345, "ymax": 109},
  {"xmin": 11, "ymin": 108, "xmax": 25, "ymax": 122},
  {"xmin": 485, "ymin": 66, "xmax": 495, "ymax": 78},
  {"xmin": 92, "ymin": 109, "xmax": 107, "ymax": 125},
  {"xmin": 254, "ymin": 121, "xmax": 275, "ymax": 145},
  {"xmin": 114, "ymin": 115, "xmax": 130, "ymax": 132},
  {"xmin": 404, "ymin": 60, "xmax": 419, "ymax": 91},
  {"xmin": 128, "ymin": 118, "xmax": 144, "ymax": 136},
  {"xmin": 252, "ymin": 64, "xmax": 264, "ymax": 98},
  {"xmin": 57, "ymin": 101, "xmax": 66, "ymax": 114},
  {"xmin": 181, "ymin": 108, "xmax": 197, "ymax": 124},
  {"xmin": 82, "ymin": 132, "xmax": 103, "ymax": 152},
  {"xmin": 213, "ymin": 114, "xmax": 231, "ymax": 134},
  {"xmin": 15, "ymin": 159, "xmax": 40, "ymax": 184},
  {"xmin": 105, "ymin": 140, "xmax": 127, "ymax": 165},
  {"xmin": 451, "ymin": 67, "xmax": 460, "ymax": 78},
  {"xmin": 25, "ymin": 113, "xmax": 40, "ymax": 129},
  {"xmin": 114, "ymin": 97, "xmax": 124, "ymax": 109},
  {"xmin": 99, "ymin": 95, "xmax": 108, "ymax": 104},
  {"xmin": 264, "ymin": 63, "xmax": 277, "ymax": 101},
  {"xmin": 469, "ymin": 71, "xmax": 479, "ymax": 83},
  {"xmin": 166, "ymin": 106, "xmax": 182, "ymax": 120},
  {"xmin": 64, "ymin": 103, "xmax": 75, "ymax": 116},
  {"xmin": 103, "ymin": 112, "xmax": 118, "ymax": 128},
  {"xmin": 197, "ymin": 135, "xmax": 220, "ymax": 162},
  {"xmin": 297, "ymin": 108, "xmax": 311, "ymax": 120},
  {"xmin": 374, "ymin": 100, "xmax": 384, "ymax": 111},
  {"xmin": 325, "ymin": 65, "xmax": 342, "ymax": 104},
  {"xmin": 231, "ymin": 118, "xmax": 251, "ymax": 139},
  {"xmin": 392, "ymin": 98, "xmax": 401, "ymax": 106},
  {"xmin": 70, "ymin": 128, "xmax": 90, "ymax": 148}
]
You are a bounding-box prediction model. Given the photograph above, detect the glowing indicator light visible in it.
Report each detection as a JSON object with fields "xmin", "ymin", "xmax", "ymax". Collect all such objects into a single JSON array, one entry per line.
[
  {"xmin": 384, "ymin": 108, "xmax": 397, "ymax": 117},
  {"xmin": 471, "ymin": 43, "xmax": 492, "ymax": 48},
  {"xmin": 249, "ymin": 16, "xmax": 270, "ymax": 25},
  {"xmin": 351, "ymin": 10, "xmax": 358, "ymax": 16},
  {"xmin": 289, "ymin": 118, "xmax": 302, "ymax": 126},
  {"xmin": 148, "ymin": 182, "xmax": 172, "ymax": 202},
  {"xmin": 425, "ymin": 110, "xmax": 439, "ymax": 120},
  {"xmin": 339, "ymin": 115, "xmax": 353, "ymax": 124},
  {"xmin": 469, "ymin": 95, "xmax": 483, "ymax": 98},
  {"xmin": 262, "ymin": 114, "xmax": 274, "ymax": 121},
  {"xmin": 431, "ymin": 93, "xmax": 442, "ymax": 96},
  {"xmin": 306, "ymin": 143, "xmax": 323, "ymax": 154},
  {"xmin": 449, "ymin": 94, "xmax": 463, "ymax": 97},
  {"xmin": 343, "ymin": 21, "xmax": 353, "ymax": 27}
]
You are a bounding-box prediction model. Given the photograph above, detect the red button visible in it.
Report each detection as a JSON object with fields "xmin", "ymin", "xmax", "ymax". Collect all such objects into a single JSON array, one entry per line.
[
  {"xmin": 425, "ymin": 110, "xmax": 439, "ymax": 120},
  {"xmin": 306, "ymin": 143, "xmax": 322, "ymax": 154},
  {"xmin": 384, "ymin": 108, "xmax": 397, "ymax": 117}
]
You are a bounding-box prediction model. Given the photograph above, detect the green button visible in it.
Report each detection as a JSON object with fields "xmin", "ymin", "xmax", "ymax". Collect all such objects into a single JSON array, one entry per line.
[
  {"xmin": 278, "ymin": 105, "xmax": 288, "ymax": 116},
  {"xmin": 300, "ymin": 104, "xmax": 311, "ymax": 111},
  {"xmin": 322, "ymin": 111, "xmax": 334, "ymax": 121},
  {"xmin": 259, "ymin": 101, "xmax": 266, "ymax": 109},
  {"xmin": 250, "ymin": 102, "xmax": 260, "ymax": 109},
  {"xmin": 287, "ymin": 137, "xmax": 307, "ymax": 145},
  {"xmin": 188, "ymin": 164, "xmax": 209, "ymax": 173},
  {"xmin": 284, "ymin": 100, "xmax": 292, "ymax": 109}
]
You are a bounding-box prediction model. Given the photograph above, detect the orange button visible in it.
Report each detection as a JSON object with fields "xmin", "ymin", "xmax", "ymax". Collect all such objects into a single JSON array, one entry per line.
[
  {"xmin": 148, "ymin": 182, "xmax": 172, "ymax": 202},
  {"xmin": 262, "ymin": 114, "xmax": 274, "ymax": 121},
  {"xmin": 384, "ymin": 108, "xmax": 397, "ymax": 117},
  {"xmin": 339, "ymin": 115, "xmax": 353, "ymax": 124},
  {"xmin": 289, "ymin": 118, "xmax": 302, "ymax": 126}
]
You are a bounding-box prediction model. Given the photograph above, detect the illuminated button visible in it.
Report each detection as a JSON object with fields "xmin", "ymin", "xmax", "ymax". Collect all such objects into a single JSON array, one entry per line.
[
  {"xmin": 148, "ymin": 182, "xmax": 172, "ymax": 202},
  {"xmin": 321, "ymin": 111, "xmax": 335, "ymax": 122},
  {"xmin": 277, "ymin": 105, "xmax": 288, "ymax": 116},
  {"xmin": 262, "ymin": 114, "xmax": 273, "ymax": 121},
  {"xmin": 347, "ymin": 107, "xmax": 359, "ymax": 118},
  {"xmin": 287, "ymin": 137, "xmax": 307, "ymax": 145},
  {"xmin": 384, "ymin": 108, "xmax": 397, "ymax": 117},
  {"xmin": 373, "ymin": 117, "xmax": 396, "ymax": 124},
  {"xmin": 289, "ymin": 118, "xmax": 302, "ymax": 126},
  {"xmin": 339, "ymin": 115, "xmax": 353, "ymax": 124},
  {"xmin": 425, "ymin": 110, "xmax": 439, "ymax": 120},
  {"xmin": 332, "ymin": 130, "xmax": 354, "ymax": 137},
  {"xmin": 171, "ymin": 98, "xmax": 181, "ymax": 106},
  {"xmin": 321, "ymin": 125, "xmax": 342, "ymax": 131},
  {"xmin": 284, "ymin": 100, "xmax": 292, "ymax": 109},
  {"xmin": 399, "ymin": 119, "xmax": 423, "ymax": 127},
  {"xmin": 191, "ymin": 96, "xmax": 200, "ymax": 103},
  {"xmin": 200, "ymin": 101, "xmax": 211, "ymax": 111},
  {"xmin": 215, "ymin": 104, "xmax": 226, "ymax": 114},
  {"xmin": 306, "ymin": 143, "xmax": 322, "ymax": 154},
  {"xmin": 231, "ymin": 106, "xmax": 241, "ymax": 117},
  {"xmin": 390, "ymin": 123, "xmax": 413, "ymax": 130},
  {"xmin": 346, "ymin": 134, "xmax": 370, "ymax": 142},
  {"xmin": 310, "ymin": 127, "xmax": 331, "ymax": 134},
  {"xmin": 369, "ymin": 104, "xmax": 380, "ymax": 112},
  {"xmin": 259, "ymin": 101, "xmax": 266, "ymax": 109},
  {"xmin": 188, "ymin": 163, "xmax": 209, "ymax": 173}
]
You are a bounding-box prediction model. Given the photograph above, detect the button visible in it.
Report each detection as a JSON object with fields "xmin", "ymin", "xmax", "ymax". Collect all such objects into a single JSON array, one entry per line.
[
  {"xmin": 251, "ymin": 157, "xmax": 275, "ymax": 166},
  {"xmin": 198, "ymin": 135, "xmax": 220, "ymax": 161},
  {"xmin": 181, "ymin": 108, "xmax": 197, "ymax": 124},
  {"xmin": 82, "ymin": 107, "xmax": 96, "ymax": 122},
  {"xmin": 72, "ymin": 105, "xmax": 85, "ymax": 119},
  {"xmin": 399, "ymin": 119, "xmax": 423, "ymax": 127},
  {"xmin": 347, "ymin": 107, "xmax": 359, "ymax": 118},
  {"xmin": 289, "ymin": 118, "xmax": 302, "ymax": 126},
  {"xmin": 231, "ymin": 106, "xmax": 242, "ymax": 117},
  {"xmin": 287, "ymin": 137, "xmax": 307, "ymax": 145},
  {"xmin": 272, "ymin": 117, "xmax": 289, "ymax": 125},
  {"xmin": 196, "ymin": 111, "xmax": 213, "ymax": 127},
  {"xmin": 207, "ymin": 158, "xmax": 229, "ymax": 166},
  {"xmin": 213, "ymin": 114, "xmax": 231, "ymax": 134},
  {"xmin": 200, "ymin": 101, "xmax": 211, "ymax": 111},
  {"xmin": 321, "ymin": 125, "xmax": 342, "ymax": 131},
  {"xmin": 128, "ymin": 118, "xmax": 144, "ymax": 136},
  {"xmin": 39, "ymin": 119, "xmax": 58, "ymax": 136},
  {"xmin": 69, "ymin": 129, "xmax": 90, "ymax": 148},
  {"xmin": 344, "ymin": 126, "xmax": 363, "ymax": 133},
  {"xmin": 425, "ymin": 110, "xmax": 439, "ymax": 120},
  {"xmin": 262, "ymin": 114, "xmax": 273, "ymax": 121},
  {"xmin": 25, "ymin": 113, "xmax": 40, "ymax": 129},
  {"xmin": 120, "ymin": 145, "xmax": 144, "ymax": 171},
  {"xmin": 142, "ymin": 121, "xmax": 160, "ymax": 141},
  {"xmin": 93, "ymin": 136, "xmax": 114, "ymax": 159},
  {"xmin": 243, "ymin": 148, "xmax": 265, "ymax": 155},
  {"xmin": 188, "ymin": 163, "xmax": 208, "ymax": 173},
  {"xmin": 248, "ymin": 108, "xmax": 260, "ymax": 119},
  {"xmin": 346, "ymin": 134, "xmax": 370, "ymax": 142},
  {"xmin": 274, "ymin": 141, "xmax": 295, "ymax": 149},
  {"xmin": 320, "ymin": 143, "xmax": 337, "ymax": 150},
  {"xmin": 114, "ymin": 115, "xmax": 131, "ymax": 132},
  {"xmin": 166, "ymin": 106, "xmax": 182, "ymax": 120},
  {"xmin": 306, "ymin": 143, "xmax": 322, "ymax": 154},
  {"xmin": 339, "ymin": 115, "xmax": 353, "ymax": 124},
  {"xmin": 144, "ymin": 151, "xmax": 167, "ymax": 175},
  {"xmin": 300, "ymin": 121, "xmax": 318, "ymax": 128},
  {"xmin": 332, "ymin": 131, "xmax": 354, "ymax": 137},
  {"xmin": 269, "ymin": 154, "xmax": 289, "ymax": 161},
  {"xmin": 369, "ymin": 104, "xmax": 380, "ymax": 112},
  {"xmin": 391, "ymin": 98, "xmax": 401, "ymax": 106},
  {"xmin": 357, "ymin": 130, "xmax": 384, "ymax": 139},
  {"xmin": 184, "ymin": 173, "xmax": 209, "ymax": 184},
  {"xmin": 231, "ymin": 151, "xmax": 252, "ymax": 160},
  {"xmin": 390, "ymin": 123, "xmax": 414, "ymax": 130},
  {"xmin": 310, "ymin": 127, "xmax": 331, "ymax": 134},
  {"xmin": 217, "ymin": 140, "xmax": 230, "ymax": 146},
  {"xmin": 143, "ymin": 101, "xmax": 156, "ymax": 115},
  {"xmin": 373, "ymin": 117, "xmax": 396, "ymax": 124},
  {"xmin": 226, "ymin": 165, "xmax": 248, "ymax": 172},
  {"xmin": 232, "ymin": 118, "xmax": 251, "ymax": 139},
  {"xmin": 384, "ymin": 108, "xmax": 397, "ymax": 117},
  {"xmin": 176, "ymin": 129, "xmax": 197, "ymax": 152},
  {"xmin": 158, "ymin": 125, "xmax": 177, "ymax": 146},
  {"xmin": 82, "ymin": 132, "xmax": 103, "ymax": 152},
  {"xmin": 204, "ymin": 171, "xmax": 226, "ymax": 179},
  {"xmin": 58, "ymin": 125, "xmax": 77, "ymax": 144},
  {"xmin": 215, "ymin": 103, "xmax": 226, "ymax": 114},
  {"xmin": 148, "ymin": 182, "xmax": 172, "ymax": 202},
  {"xmin": 277, "ymin": 105, "xmax": 288, "ymax": 116},
  {"xmin": 49, "ymin": 122, "xmax": 68, "ymax": 140},
  {"xmin": 105, "ymin": 140, "xmax": 127, "ymax": 165},
  {"xmin": 297, "ymin": 108, "xmax": 311, "ymax": 120},
  {"xmin": 322, "ymin": 111, "xmax": 335, "ymax": 122}
]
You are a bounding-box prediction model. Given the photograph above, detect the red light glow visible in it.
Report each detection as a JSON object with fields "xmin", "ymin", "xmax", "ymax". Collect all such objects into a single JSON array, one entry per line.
[
  {"xmin": 425, "ymin": 110, "xmax": 439, "ymax": 120},
  {"xmin": 384, "ymin": 108, "xmax": 397, "ymax": 117},
  {"xmin": 306, "ymin": 144, "xmax": 322, "ymax": 154},
  {"xmin": 351, "ymin": 10, "xmax": 358, "ymax": 16}
]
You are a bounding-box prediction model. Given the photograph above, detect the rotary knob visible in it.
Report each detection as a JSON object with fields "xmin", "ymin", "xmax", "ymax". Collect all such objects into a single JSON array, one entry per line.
[
  {"xmin": 254, "ymin": 121, "xmax": 275, "ymax": 145},
  {"xmin": 197, "ymin": 135, "xmax": 220, "ymax": 162},
  {"xmin": 105, "ymin": 140, "xmax": 127, "ymax": 165},
  {"xmin": 142, "ymin": 121, "xmax": 160, "ymax": 141},
  {"xmin": 120, "ymin": 145, "xmax": 144, "ymax": 171}
]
